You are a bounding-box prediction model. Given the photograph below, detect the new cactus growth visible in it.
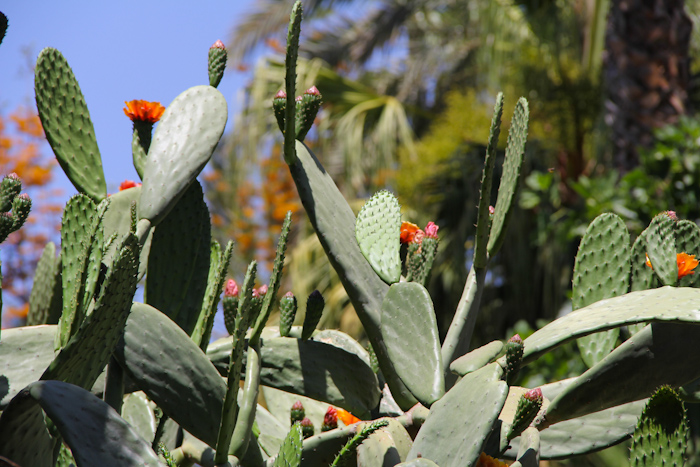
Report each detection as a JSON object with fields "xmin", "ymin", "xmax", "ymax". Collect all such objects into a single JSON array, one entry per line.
[
  {"xmin": 504, "ymin": 334, "xmax": 524, "ymax": 385},
  {"xmin": 290, "ymin": 400, "xmax": 305, "ymax": 425},
  {"xmin": 301, "ymin": 289, "xmax": 324, "ymax": 340},
  {"xmin": 208, "ymin": 40, "xmax": 227, "ymax": 88},
  {"xmin": 279, "ymin": 291, "xmax": 297, "ymax": 337},
  {"xmin": 507, "ymin": 388, "xmax": 543, "ymax": 441},
  {"xmin": 223, "ymin": 279, "xmax": 239, "ymax": 335},
  {"xmin": 299, "ymin": 417, "xmax": 315, "ymax": 439}
]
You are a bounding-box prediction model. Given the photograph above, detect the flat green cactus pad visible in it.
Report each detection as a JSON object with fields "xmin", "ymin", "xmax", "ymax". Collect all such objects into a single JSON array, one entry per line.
[
  {"xmin": 273, "ymin": 423, "xmax": 303, "ymax": 467},
  {"xmin": 630, "ymin": 386, "xmax": 689, "ymax": 467},
  {"xmin": 139, "ymin": 85, "xmax": 227, "ymax": 226},
  {"xmin": 450, "ymin": 340, "xmax": 504, "ymax": 376},
  {"xmin": 520, "ymin": 286, "xmax": 700, "ymax": 364},
  {"xmin": 676, "ymin": 219, "xmax": 700, "ymax": 288},
  {"xmin": 245, "ymin": 337, "xmax": 379, "ymax": 419},
  {"xmin": 42, "ymin": 234, "xmax": 139, "ymax": 391},
  {"xmin": 541, "ymin": 323, "xmax": 700, "ymax": 428},
  {"xmin": 407, "ymin": 363, "xmax": 507, "ymax": 467},
  {"xmin": 503, "ymin": 378, "xmax": 645, "ymax": 459},
  {"xmin": 572, "ymin": 213, "xmax": 630, "ymax": 367},
  {"xmin": 0, "ymin": 380, "xmax": 160, "ymax": 467},
  {"xmin": 287, "ymin": 141, "xmax": 415, "ymax": 410},
  {"xmin": 645, "ymin": 213, "xmax": 678, "ymax": 286},
  {"xmin": 114, "ymin": 302, "xmax": 226, "ymax": 448},
  {"xmin": 145, "ymin": 181, "xmax": 211, "ymax": 335},
  {"xmin": 34, "ymin": 48, "xmax": 107, "ymax": 201},
  {"xmin": 356, "ymin": 190, "xmax": 402, "ymax": 284},
  {"xmin": 121, "ymin": 392, "xmax": 157, "ymax": 443},
  {"xmin": 0, "ymin": 325, "xmax": 56, "ymax": 408},
  {"xmin": 487, "ymin": 97, "xmax": 529, "ymax": 257},
  {"xmin": 27, "ymin": 242, "xmax": 62, "ymax": 326},
  {"xmin": 381, "ymin": 282, "xmax": 444, "ymax": 406},
  {"xmin": 357, "ymin": 418, "xmax": 413, "ymax": 466}
]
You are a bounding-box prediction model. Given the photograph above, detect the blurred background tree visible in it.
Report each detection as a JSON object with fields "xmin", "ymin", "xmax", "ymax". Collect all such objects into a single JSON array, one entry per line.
[
  {"xmin": 208, "ymin": 0, "xmax": 700, "ymax": 346},
  {"xmin": 0, "ymin": 105, "xmax": 62, "ymax": 328}
]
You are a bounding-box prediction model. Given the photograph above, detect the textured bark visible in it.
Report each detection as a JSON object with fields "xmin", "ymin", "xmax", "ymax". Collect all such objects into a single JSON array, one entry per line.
[{"xmin": 604, "ymin": 0, "xmax": 692, "ymax": 172}]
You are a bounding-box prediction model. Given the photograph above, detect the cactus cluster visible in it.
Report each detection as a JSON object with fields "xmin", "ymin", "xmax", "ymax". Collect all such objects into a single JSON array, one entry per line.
[{"xmin": 2, "ymin": 3, "xmax": 700, "ymax": 467}]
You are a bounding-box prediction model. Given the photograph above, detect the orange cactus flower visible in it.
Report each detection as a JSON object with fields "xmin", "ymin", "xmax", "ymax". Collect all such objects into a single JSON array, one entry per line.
[
  {"xmin": 644, "ymin": 252, "xmax": 699, "ymax": 280},
  {"xmin": 336, "ymin": 408, "xmax": 361, "ymax": 426},
  {"xmin": 123, "ymin": 100, "xmax": 165, "ymax": 123},
  {"xmin": 475, "ymin": 452, "xmax": 508, "ymax": 467},
  {"xmin": 119, "ymin": 180, "xmax": 141, "ymax": 191},
  {"xmin": 400, "ymin": 222, "xmax": 422, "ymax": 244},
  {"xmin": 677, "ymin": 252, "xmax": 699, "ymax": 279}
]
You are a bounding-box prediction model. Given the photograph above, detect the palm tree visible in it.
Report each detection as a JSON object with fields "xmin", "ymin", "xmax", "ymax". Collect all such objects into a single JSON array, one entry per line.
[{"xmin": 604, "ymin": 0, "xmax": 693, "ymax": 172}]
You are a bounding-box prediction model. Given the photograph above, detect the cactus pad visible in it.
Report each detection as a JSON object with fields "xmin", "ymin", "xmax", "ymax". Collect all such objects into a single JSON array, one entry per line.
[
  {"xmin": 675, "ymin": 219, "xmax": 700, "ymax": 288},
  {"xmin": 645, "ymin": 212, "xmax": 678, "ymax": 286},
  {"xmin": 34, "ymin": 48, "xmax": 107, "ymax": 201},
  {"xmin": 474, "ymin": 92, "xmax": 503, "ymax": 268},
  {"xmin": 381, "ymin": 282, "xmax": 444, "ymax": 406},
  {"xmin": 572, "ymin": 213, "xmax": 630, "ymax": 367},
  {"xmin": 407, "ymin": 363, "xmax": 507, "ymax": 466},
  {"xmin": 487, "ymin": 97, "xmax": 529, "ymax": 256},
  {"xmin": 629, "ymin": 386, "xmax": 689, "ymax": 467},
  {"xmin": 139, "ymin": 85, "xmax": 227, "ymax": 226},
  {"xmin": 356, "ymin": 190, "xmax": 402, "ymax": 284},
  {"xmin": 273, "ymin": 423, "xmax": 303, "ymax": 467}
]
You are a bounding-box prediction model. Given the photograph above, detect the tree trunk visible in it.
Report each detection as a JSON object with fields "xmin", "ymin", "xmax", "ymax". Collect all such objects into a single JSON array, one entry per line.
[{"xmin": 604, "ymin": 0, "xmax": 692, "ymax": 172}]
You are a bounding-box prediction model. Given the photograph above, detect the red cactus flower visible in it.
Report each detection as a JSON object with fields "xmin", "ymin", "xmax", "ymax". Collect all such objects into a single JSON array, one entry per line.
[
  {"xmin": 123, "ymin": 100, "xmax": 165, "ymax": 123},
  {"xmin": 322, "ymin": 406, "xmax": 338, "ymax": 431}
]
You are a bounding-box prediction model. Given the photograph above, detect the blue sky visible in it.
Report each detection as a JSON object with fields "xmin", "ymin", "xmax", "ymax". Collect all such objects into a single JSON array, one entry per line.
[
  {"xmin": 1, "ymin": 0, "xmax": 254, "ymax": 194},
  {"xmin": 0, "ymin": 1, "xmax": 264, "ymax": 333}
]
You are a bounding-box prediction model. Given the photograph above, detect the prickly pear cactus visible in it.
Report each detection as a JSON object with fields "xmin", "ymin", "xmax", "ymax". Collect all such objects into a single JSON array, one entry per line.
[
  {"xmin": 34, "ymin": 48, "xmax": 107, "ymax": 201},
  {"xmin": 356, "ymin": 190, "xmax": 402, "ymax": 284},
  {"xmin": 573, "ymin": 213, "xmax": 630, "ymax": 367},
  {"xmin": 629, "ymin": 386, "xmax": 689, "ymax": 466}
]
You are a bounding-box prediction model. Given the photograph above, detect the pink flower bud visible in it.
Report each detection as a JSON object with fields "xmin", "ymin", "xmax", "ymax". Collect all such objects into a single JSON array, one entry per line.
[
  {"xmin": 274, "ymin": 90, "xmax": 287, "ymax": 99},
  {"xmin": 284, "ymin": 291, "xmax": 294, "ymax": 298},
  {"xmin": 305, "ymin": 86, "xmax": 320, "ymax": 96},
  {"xmin": 508, "ymin": 334, "xmax": 523, "ymax": 345},
  {"xmin": 257, "ymin": 284, "xmax": 268, "ymax": 296},
  {"xmin": 322, "ymin": 406, "xmax": 338, "ymax": 431},
  {"xmin": 489, "ymin": 205, "xmax": 495, "ymax": 215},
  {"xmin": 663, "ymin": 210, "xmax": 678, "ymax": 221},
  {"xmin": 425, "ymin": 221, "xmax": 439, "ymax": 239},
  {"xmin": 211, "ymin": 40, "xmax": 226, "ymax": 50},
  {"xmin": 224, "ymin": 279, "xmax": 239, "ymax": 297},
  {"xmin": 524, "ymin": 387, "xmax": 543, "ymax": 402}
]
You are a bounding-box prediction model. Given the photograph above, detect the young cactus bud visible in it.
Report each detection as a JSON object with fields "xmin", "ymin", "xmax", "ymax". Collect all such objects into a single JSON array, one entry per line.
[
  {"xmin": 222, "ymin": 279, "xmax": 239, "ymax": 335},
  {"xmin": 290, "ymin": 400, "xmax": 305, "ymax": 425},
  {"xmin": 11, "ymin": 193, "xmax": 31, "ymax": 231},
  {"xmin": 301, "ymin": 290, "xmax": 325, "ymax": 340},
  {"xmin": 0, "ymin": 212, "xmax": 14, "ymax": 243},
  {"xmin": 505, "ymin": 334, "xmax": 524, "ymax": 385},
  {"xmin": 295, "ymin": 86, "xmax": 322, "ymax": 141},
  {"xmin": 251, "ymin": 284, "xmax": 268, "ymax": 323},
  {"xmin": 208, "ymin": 40, "xmax": 227, "ymax": 88},
  {"xmin": 273, "ymin": 90, "xmax": 287, "ymax": 133},
  {"xmin": 507, "ymin": 387, "xmax": 543, "ymax": 441},
  {"xmin": 0, "ymin": 173, "xmax": 21, "ymax": 212},
  {"xmin": 279, "ymin": 291, "xmax": 297, "ymax": 337},
  {"xmin": 322, "ymin": 406, "xmax": 338, "ymax": 432},
  {"xmin": 299, "ymin": 417, "xmax": 315, "ymax": 439}
]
